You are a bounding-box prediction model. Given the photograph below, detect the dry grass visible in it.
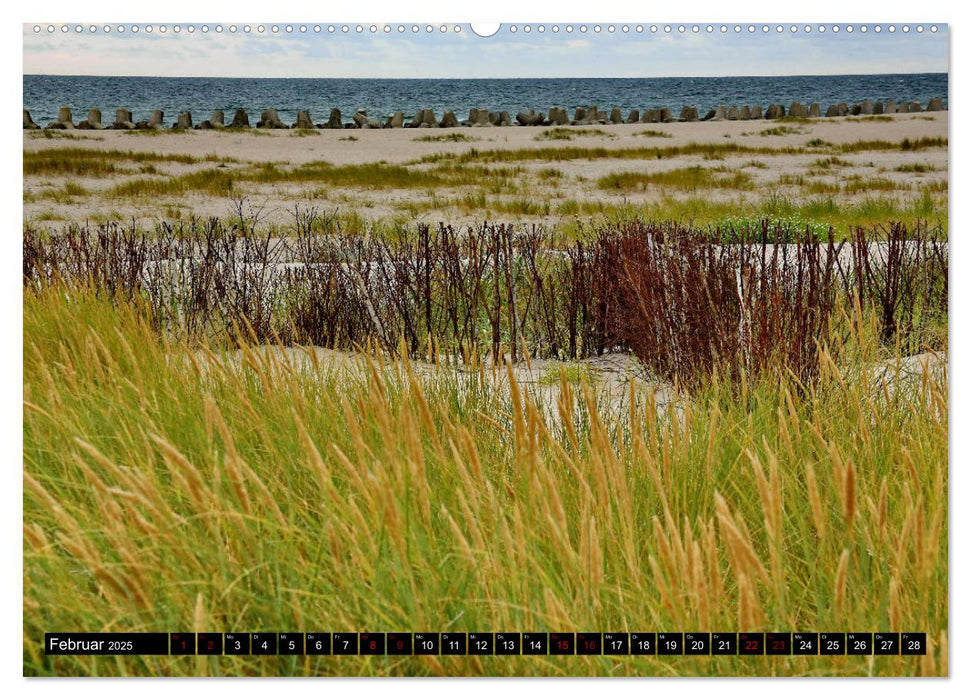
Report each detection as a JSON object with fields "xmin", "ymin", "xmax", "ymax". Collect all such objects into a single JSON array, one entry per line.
[
  {"xmin": 598, "ymin": 166, "xmax": 755, "ymax": 192},
  {"xmin": 22, "ymin": 282, "xmax": 948, "ymax": 676},
  {"xmin": 414, "ymin": 133, "xmax": 479, "ymax": 143},
  {"xmin": 23, "ymin": 147, "xmax": 222, "ymax": 177},
  {"xmin": 534, "ymin": 127, "xmax": 615, "ymax": 141},
  {"xmin": 414, "ymin": 138, "xmax": 945, "ymax": 167},
  {"xmin": 760, "ymin": 125, "xmax": 809, "ymax": 137}
]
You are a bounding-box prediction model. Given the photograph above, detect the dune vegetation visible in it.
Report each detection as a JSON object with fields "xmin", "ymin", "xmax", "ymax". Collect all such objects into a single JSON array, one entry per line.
[{"xmin": 23, "ymin": 214, "xmax": 947, "ymax": 677}]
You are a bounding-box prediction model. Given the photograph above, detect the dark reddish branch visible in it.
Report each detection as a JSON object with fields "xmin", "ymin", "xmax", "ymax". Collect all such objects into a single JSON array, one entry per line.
[{"xmin": 23, "ymin": 217, "xmax": 946, "ymax": 383}]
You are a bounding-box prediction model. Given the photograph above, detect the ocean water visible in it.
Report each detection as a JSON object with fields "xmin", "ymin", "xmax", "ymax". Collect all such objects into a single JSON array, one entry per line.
[{"xmin": 23, "ymin": 73, "xmax": 947, "ymax": 126}]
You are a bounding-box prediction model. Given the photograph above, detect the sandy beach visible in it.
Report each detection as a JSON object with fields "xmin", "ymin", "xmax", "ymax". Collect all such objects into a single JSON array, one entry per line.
[{"xmin": 24, "ymin": 112, "xmax": 948, "ymax": 230}]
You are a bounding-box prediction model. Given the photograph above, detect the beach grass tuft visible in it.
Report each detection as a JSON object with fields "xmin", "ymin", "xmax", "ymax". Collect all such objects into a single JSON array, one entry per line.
[
  {"xmin": 23, "ymin": 272, "xmax": 948, "ymax": 676},
  {"xmin": 534, "ymin": 127, "xmax": 615, "ymax": 141}
]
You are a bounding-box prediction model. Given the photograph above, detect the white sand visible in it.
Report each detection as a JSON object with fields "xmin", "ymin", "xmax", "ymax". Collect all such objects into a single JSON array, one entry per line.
[{"xmin": 23, "ymin": 112, "xmax": 948, "ymax": 228}]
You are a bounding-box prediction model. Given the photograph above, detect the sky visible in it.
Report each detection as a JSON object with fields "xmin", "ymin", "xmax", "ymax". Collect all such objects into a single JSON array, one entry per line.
[{"xmin": 22, "ymin": 23, "xmax": 949, "ymax": 79}]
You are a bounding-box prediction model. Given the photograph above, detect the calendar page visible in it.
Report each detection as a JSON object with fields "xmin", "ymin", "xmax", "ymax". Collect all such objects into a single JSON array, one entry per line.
[{"xmin": 22, "ymin": 18, "xmax": 948, "ymax": 680}]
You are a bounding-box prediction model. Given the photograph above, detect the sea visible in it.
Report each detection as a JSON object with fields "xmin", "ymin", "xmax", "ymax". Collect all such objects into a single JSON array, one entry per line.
[{"xmin": 23, "ymin": 73, "xmax": 948, "ymax": 126}]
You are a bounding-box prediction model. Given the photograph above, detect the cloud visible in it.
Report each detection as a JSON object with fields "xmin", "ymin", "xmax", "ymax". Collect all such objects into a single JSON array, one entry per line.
[{"xmin": 22, "ymin": 24, "xmax": 948, "ymax": 78}]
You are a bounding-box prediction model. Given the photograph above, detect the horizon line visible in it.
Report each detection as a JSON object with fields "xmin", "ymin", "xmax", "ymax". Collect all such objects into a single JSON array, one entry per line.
[{"xmin": 23, "ymin": 70, "xmax": 949, "ymax": 80}]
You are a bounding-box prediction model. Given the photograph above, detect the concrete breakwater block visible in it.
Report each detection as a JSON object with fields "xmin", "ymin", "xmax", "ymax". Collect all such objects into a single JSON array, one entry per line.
[
  {"xmin": 515, "ymin": 109, "xmax": 545, "ymax": 126},
  {"xmin": 548, "ymin": 107, "xmax": 569, "ymax": 125},
  {"xmin": 112, "ymin": 109, "xmax": 136, "ymax": 129},
  {"xmin": 468, "ymin": 107, "xmax": 492, "ymax": 127},
  {"xmin": 321, "ymin": 108, "xmax": 341, "ymax": 129},
  {"xmin": 45, "ymin": 106, "xmax": 75, "ymax": 129},
  {"xmin": 292, "ymin": 110, "xmax": 315, "ymax": 129},
  {"xmin": 230, "ymin": 109, "xmax": 250, "ymax": 128},
  {"xmin": 26, "ymin": 98, "xmax": 945, "ymax": 133},
  {"xmin": 197, "ymin": 110, "xmax": 225, "ymax": 129},
  {"xmin": 352, "ymin": 109, "xmax": 383, "ymax": 129},
  {"xmin": 132, "ymin": 110, "xmax": 164, "ymax": 129},
  {"xmin": 408, "ymin": 109, "xmax": 437, "ymax": 128},
  {"xmin": 573, "ymin": 105, "xmax": 606, "ymax": 125},
  {"xmin": 257, "ymin": 108, "xmax": 288, "ymax": 128},
  {"xmin": 77, "ymin": 109, "xmax": 105, "ymax": 129},
  {"xmin": 678, "ymin": 106, "xmax": 699, "ymax": 122},
  {"xmin": 439, "ymin": 109, "xmax": 460, "ymax": 128},
  {"xmin": 788, "ymin": 102, "xmax": 808, "ymax": 118}
]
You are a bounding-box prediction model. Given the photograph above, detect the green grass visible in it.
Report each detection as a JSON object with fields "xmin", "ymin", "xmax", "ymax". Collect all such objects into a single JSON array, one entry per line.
[
  {"xmin": 785, "ymin": 174, "xmax": 907, "ymax": 197},
  {"xmin": 30, "ymin": 181, "xmax": 90, "ymax": 203},
  {"xmin": 809, "ymin": 157, "xmax": 854, "ymax": 170},
  {"xmin": 760, "ymin": 125, "xmax": 809, "ymax": 137},
  {"xmin": 635, "ymin": 130, "xmax": 673, "ymax": 138},
  {"xmin": 415, "ymin": 142, "xmax": 794, "ymax": 165},
  {"xmin": 23, "ymin": 285, "xmax": 948, "ymax": 676},
  {"xmin": 553, "ymin": 193, "xmax": 946, "ymax": 238},
  {"xmin": 537, "ymin": 362, "xmax": 596, "ymax": 386},
  {"xmin": 537, "ymin": 167, "xmax": 564, "ymax": 180},
  {"xmin": 121, "ymin": 127, "xmax": 196, "ymax": 136},
  {"xmin": 107, "ymin": 168, "xmax": 240, "ymax": 199},
  {"xmin": 844, "ymin": 116, "xmax": 894, "ymax": 123},
  {"xmin": 839, "ymin": 137, "xmax": 947, "ymax": 153},
  {"xmin": 25, "ymin": 130, "xmax": 94, "ymax": 141},
  {"xmin": 598, "ymin": 166, "xmax": 755, "ymax": 193},
  {"xmin": 247, "ymin": 161, "xmax": 446, "ymax": 189},
  {"xmin": 31, "ymin": 210, "xmax": 68, "ymax": 222},
  {"xmin": 106, "ymin": 161, "xmax": 453, "ymax": 199},
  {"xmin": 414, "ymin": 138, "xmax": 945, "ymax": 167},
  {"xmin": 24, "ymin": 148, "xmax": 226, "ymax": 177},
  {"xmin": 534, "ymin": 127, "xmax": 615, "ymax": 141},
  {"xmin": 413, "ymin": 133, "xmax": 479, "ymax": 143},
  {"xmin": 895, "ymin": 163, "xmax": 939, "ymax": 174},
  {"xmin": 840, "ymin": 176, "xmax": 900, "ymax": 195},
  {"xmin": 492, "ymin": 197, "xmax": 552, "ymax": 216}
]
